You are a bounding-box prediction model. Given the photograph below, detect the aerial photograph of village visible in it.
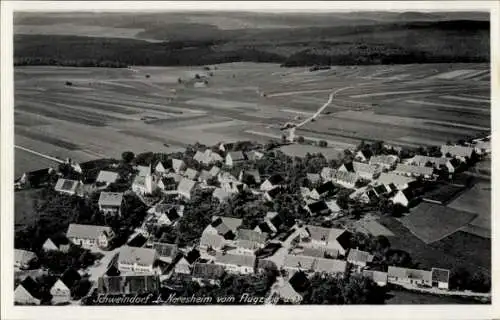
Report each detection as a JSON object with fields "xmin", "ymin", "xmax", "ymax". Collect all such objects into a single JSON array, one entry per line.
[{"xmin": 12, "ymin": 9, "xmax": 491, "ymax": 306}]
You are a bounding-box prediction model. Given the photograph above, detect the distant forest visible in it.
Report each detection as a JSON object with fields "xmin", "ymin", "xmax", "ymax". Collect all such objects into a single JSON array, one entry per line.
[{"xmin": 14, "ymin": 20, "xmax": 490, "ymax": 68}]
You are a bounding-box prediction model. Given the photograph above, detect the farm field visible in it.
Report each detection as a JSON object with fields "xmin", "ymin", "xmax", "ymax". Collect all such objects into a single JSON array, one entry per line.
[
  {"xmin": 14, "ymin": 62, "xmax": 490, "ymax": 174},
  {"xmin": 386, "ymin": 289, "xmax": 484, "ymax": 305}
]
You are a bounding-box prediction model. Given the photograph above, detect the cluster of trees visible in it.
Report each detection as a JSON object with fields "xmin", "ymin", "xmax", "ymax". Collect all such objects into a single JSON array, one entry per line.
[
  {"xmin": 449, "ymin": 267, "xmax": 491, "ymax": 293},
  {"xmin": 14, "ymin": 57, "xmax": 128, "ymax": 68},
  {"xmin": 302, "ymin": 273, "xmax": 387, "ymax": 304}
]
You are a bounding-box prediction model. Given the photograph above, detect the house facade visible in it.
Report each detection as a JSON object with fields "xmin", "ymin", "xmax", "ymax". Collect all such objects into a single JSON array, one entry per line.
[
  {"xmin": 98, "ymin": 192, "xmax": 124, "ymax": 216},
  {"xmin": 66, "ymin": 224, "xmax": 114, "ymax": 250},
  {"xmin": 117, "ymin": 246, "xmax": 158, "ymax": 274},
  {"xmin": 388, "ymin": 266, "xmax": 432, "ymax": 287}
]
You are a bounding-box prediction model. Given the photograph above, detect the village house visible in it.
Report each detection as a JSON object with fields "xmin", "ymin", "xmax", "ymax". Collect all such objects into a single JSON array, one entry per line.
[
  {"xmin": 374, "ymin": 172, "xmax": 415, "ymax": 190},
  {"xmin": 405, "ymin": 155, "xmax": 456, "ymax": 173},
  {"xmin": 132, "ymin": 174, "xmax": 156, "ymax": 195},
  {"xmin": 157, "ymin": 176, "xmax": 177, "ymax": 191},
  {"xmin": 306, "ymin": 200, "xmax": 331, "ymax": 216},
  {"xmin": 212, "ymin": 187, "xmax": 232, "ymax": 203},
  {"xmin": 310, "ymin": 181, "xmax": 336, "ymax": 199},
  {"xmin": 440, "ymin": 145, "xmax": 475, "ymax": 161},
  {"xmin": 363, "ymin": 270, "xmax": 388, "ymax": 286},
  {"xmin": 98, "ymin": 192, "xmax": 124, "ymax": 216},
  {"xmin": 191, "ymin": 263, "xmax": 226, "ymax": 286},
  {"xmin": 136, "ymin": 165, "xmax": 152, "ymax": 177},
  {"xmin": 152, "ymin": 242, "xmax": 178, "ymax": 263},
  {"xmin": 234, "ymin": 229, "xmax": 268, "ymax": 253},
  {"xmin": 354, "ymin": 149, "xmax": 373, "ymax": 163},
  {"xmin": 306, "ymin": 173, "xmax": 321, "ymax": 186},
  {"xmin": 171, "ymin": 159, "xmax": 186, "ymax": 174},
  {"xmin": 283, "ymin": 254, "xmax": 347, "ymax": 275},
  {"xmin": 431, "ymin": 268, "xmax": 450, "ymax": 290},
  {"xmin": 332, "ymin": 170, "xmax": 359, "ymax": 189},
  {"xmin": 152, "ymin": 203, "xmax": 182, "ymax": 226},
  {"xmin": 320, "ymin": 167, "xmax": 336, "ymax": 181},
  {"xmin": 225, "ymin": 151, "xmax": 246, "ymax": 167},
  {"xmin": 260, "ymin": 174, "xmax": 285, "ymax": 192},
  {"xmin": 54, "ymin": 178, "xmax": 83, "ymax": 196},
  {"xmin": 177, "ymin": 178, "xmax": 196, "ymax": 200},
  {"xmin": 339, "ymin": 161, "xmax": 381, "ymax": 180},
  {"xmin": 238, "ymin": 169, "xmax": 262, "ymax": 185},
  {"xmin": 15, "ymin": 167, "xmax": 55, "ymax": 189},
  {"xmin": 96, "ymin": 170, "xmax": 118, "ymax": 185},
  {"xmin": 42, "ymin": 236, "xmax": 70, "ymax": 253},
  {"xmin": 218, "ymin": 142, "xmax": 235, "ymax": 153},
  {"xmin": 369, "ymin": 155, "xmax": 399, "ymax": 170},
  {"xmin": 194, "ymin": 149, "xmax": 223, "ymax": 165},
  {"xmin": 127, "ymin": 233, "xmax": 148, "ymax": 247},
  {"xmin": 246, "ymin": 150, "xmax": 264, "ymax": 161},
  {"xmin": 154, "ymin": 159, "xmax": 171, "ymax": 175},
  {"xmin": 197, "ymin": 170, "xmax": 212, "ymax": 184},
  {"xmin": 66, "ymin": 223, "xmax": 114, "ymax": 250},
  {"xmin": 184, "ymin": 168, "xmax": 199, "ymax": 181},
  {"xmin": 254, "ymin": 211, "xmax": 283, "ymax": 234},
  {"xmin": 14, "ymin": 249, "xmax": 37, "ymax": 270},
  {"xmin": 394, "ymin": 163, "xmax": 434, "ymax": 179},
  {"xmin": 97, "ymin": 274, "xmax": 160, "ymax": 296},
  {"xmin": 165, "ymin": 172, "xmax": 184, "ymax": 184},
  {"xmin": 50, "ymin": 268, "xmax": 81, "ymax": 305},
  {"xmin": 214, "ymin": 252, "xmax": 256, "ymax": 274},
  {"xmin": 118, "ymin": 246, "xmax": 158, "ymax": 274},
  {"xmin": 200, "ymin": 216, "xmax": 243, "ymax": 252},
  {"xmin": 390, "ymin": 188, "xmax": 415, "ymax": 207},
  {"xmin": 473, "ymin": 139, "xmax": 491, "ymax": 155},
  {"xmin": 264, "ymin": 186, "xmax": 283, "ymax": 202},
  {"xmin": 291, "ymin": 246, "xmax": 338, "ymax": 259},
  {"xmin": 200, "ymin": 232, "xmax": 226, "ymax": 252},
  {"xmin": 301, "ymin": 226, "xmax": 351, "ymax": 257},
  {"xmin": 14, "ymin": 277, "xmax": 42, "ymax": 305},
  {"xmin": 171, "ymin": 249, "xmax": 201, "ymax": 275},
  {"xmin": 270, "ymin": 277, "xmax": 304, "ymax": 304},
  {"xmin": 347, "ymin": 248, "xmax": 374, "ymax": 270},
  {"xmin": 387, "ymin": 266, "xmax": 432, "ymax": 287}
]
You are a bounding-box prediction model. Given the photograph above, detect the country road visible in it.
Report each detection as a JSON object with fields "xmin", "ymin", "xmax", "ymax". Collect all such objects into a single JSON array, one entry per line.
[{"xmin": 15, "ymin": 145, "xmax": 65, "ymax": 164}]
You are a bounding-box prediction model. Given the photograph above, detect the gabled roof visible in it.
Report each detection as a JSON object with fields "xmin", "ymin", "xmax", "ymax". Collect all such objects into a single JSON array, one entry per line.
[
  {"xmin": 374, "ymin": 184, "xmax": 389, "ymax": 195},
  {"xmin": 118, "ymin": 246, "xmax": 156, "ymax": 266},
  {"xmin": 353, "ymin": 161, "xmax": 380, "ymax": 175},
  {"xmin": 66, "ymin": 224, "xmax": 112, "ymax": 240},
  {"xmin": 237, "ymin": 229, "xmax": 268, "ymax": 243},
  {"xmin": 440, "ymin": 145, "xmax": 474, "ymax": 158},
  {"xmin": 127, "ymin": 233, "xmax": 148, "ymax": 247},
  {"xmin": 409, "ymin": 155, "xmax": 450, "ymax": 167},
  {"xmin": 357, "ymin": 149, "xmax": 373, "ymax": 159},
  {"xmin": 267, "ymin": 174, "xmax": 285, "ymax": 185},
  {"xmin": 192, "ymin": 263, "xmax": 225, "ymax": 280},
  {"xmin": 315, "ymin": 181, "xmax": 336, "ymax": 195},
  {"xmin": 209, "ymin": 166, "xmax": 221, "ymax": 177},
  {"xmin": 431, "ymin": 268, "xmax": 450, "ymax": 283},
  {"xmin": 227, "ymin": 151, "xmax": 246, "ymax": 162},
  {"xmin": 98, "ymin": 275, "xmax": 160, "ymax": 295},
  {"xmin": 105, "ymin": 265, "xmax": 121, "ymax": 277},
  {"xmin": 305, "ymin": 226, "xmax": 349, "ymax": 249},
  {"xmin": 212, "ymin": 216, "xmax": 243, "ymax": 232},
  {"xmin": 198, "ymin": 170, "xmax": 212, "ymax": 182},
  {"xmin": 193, "ymin": 150, "xmax": 206, "ymax": 163},
  {"xmin": 155, "ymin": 158, "xmax": 172, "ymax": 170},
  {"xmin": 185, "ymin": 249, "xmax": 201, "ymax": 265},
  {"xmin": 55, "ymin": 178, "xmax": 80, "ymax": 193},
  {"xmin": 289, "ymin": 271, "xmax": 310, "ymax": 293},
  {"xmin": 15, "ymin": 249, "xmax": 37, "ymax": 264},
  {"xmin": 333, "ymin": 170, "xmax": 359, "ymax": 184},
  {"xmin": 60, "ymin": 268, "xmax": 81, "ymax": 288},
  {"xmin": 153, "ymin": 242, "xmax": 178, "ymax": 259},
  {"xmin": 184, "ymin": 168, "xmax": 199, "ymax": 180},
  {"xmin": 215, "ymin": 252, "xmax": 256, "ymax": 268},
  {"xmin": 306, "ymin": 173, "xmax": 321, "ymax": 184},
  {"xmin": 347, "ymin": 249, "xmax": 374, "ymax": 263},
  {"xmin": 246, "ymin": 150, "xmax": 264, "ymax": 161},
  {"xmin": 266, "ymin": 186, "xmax": 283, "ymax": 199},
  {"xmin": 18, "ymin": 276, "xmax": 42, "ymax": 299},
  {"xmin": 307, "ymin": 200, "xmax": 329, "ymax": 214},
  {"xmin": 212, "ymin": 188, "xmax": 232, "ymax": 202},
  {"xmin": 320, "ymin": 167, "xmax": 337, "ymax": 181},
  {"xmin": 98, "ymin": 192, "xmax": 123, "ymax": 206},
  {"xmin": 314, "ymin": 258, "xmax": 347, "ymax": 274},
  {"xmin": 200, "ymin": 232, "xmax": 225, "ymax": 248},
  {"xmin": 161, "ymin": 176, "xmax": 176, "ymax": 186},
  {"xmin": 171, "ymin": 159, "xmax": 185, "ymax": 172},
  {"xmin": 241, "ymin": 169, "xmax": 261, "ymax": 184},
  {"xmin": 284, "ymin": 254, "xmax": 315, "ymax": 270},
  {"xmin": 388, "ymin": 266, "xmax": 432, "ymax": 282},
  {"xmin": 24, "ymin": 168, "xmax": 53, "ymax": 186},
  {"xmin": 256, "ymin": 221, "xmax": 274, "ymax": 234},
  {"xmin": 395, "ymin": 164, "xmax": 433, "ymax": 176},
  {"xmin": 46, "ymin": 235, "xmax": 70, "ymax": 248},
  {"xmin": 177, "ymin": 178, "xmax": 196, "ymax": 195},
  {"xmin": 376, "ymin": 173, "xmax": 415, "ymax": 187},
  {"xmin": 96, "ymin": 170, "xmax": 119, "ymax": 184},
  {"xmin": 369, "ymin": 155, "xmax": 399, "ymax": 166},
  {"xmin": 137, "ymin": 165, "xmax": 151, "ymax": 177}
]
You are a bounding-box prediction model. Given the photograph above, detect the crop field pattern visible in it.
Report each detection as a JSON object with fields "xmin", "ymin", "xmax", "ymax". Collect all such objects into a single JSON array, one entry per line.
[{"xmin": 14, "ymin": 63, "xmax": 489, "ymax": 174}]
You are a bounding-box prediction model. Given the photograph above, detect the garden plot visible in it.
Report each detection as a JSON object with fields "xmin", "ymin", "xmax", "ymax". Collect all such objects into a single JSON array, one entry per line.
[
  {"xmin": 185, "ymin": 97, "xmax": 261, "ymax": 111},
  {"xmin": 406, "ymin": 100, "xmax": 490, "ymax": 114},
  {"xmin": 440, "ymin": 95, "xmax": 490, "ymax": 104},
  {"xmin": 400, "ymin": 202, "xmax": 477, "ymax": 244}
]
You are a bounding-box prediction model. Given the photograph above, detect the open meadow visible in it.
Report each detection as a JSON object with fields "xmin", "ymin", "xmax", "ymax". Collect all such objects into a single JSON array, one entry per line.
[{"xmin": 14, "ymin": 62, "xmax": 490, "ymax": 175}]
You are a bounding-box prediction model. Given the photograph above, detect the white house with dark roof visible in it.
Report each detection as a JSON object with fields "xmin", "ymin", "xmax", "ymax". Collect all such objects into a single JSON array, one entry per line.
[
  {"xmin": 154, "ymin": 159, "xmax": 171, "ymax": 175},
  {"xmin": 369, "ymin": 155, "xmax": 399, "ymax": 170},
  {"xmin": 225, "ymin": 151, "xmax": 246, "ymax": 167},
  {"xmin": 347, "ymin": 248, "xmax": 374, "ymax": 269},
  {"xmin": 238, "ymin": 169, "xmax": 261, "ymax": 185},
  {"xmin": 132, "ymin": 174, "xmax": 156, "ymax": 195},
  {"xmin": 171, "ymin": 159, "xmax": 186, "ymax": 174},
  {"xmin": 234, "ymin": 229, "xmax": 268, "ymax": 253},
  {"xmin": 212, "ymin": 188, "xmax": 232, "ymax": 203},
  {"xmin": 14, "ymin": 277, "xmax": 42, "ymax": 305},
  {"xmin": 136, "ymin": 165, "xmax": 152, "ymax": 177},
  {"xmin": 214, "ymin": 252, "xmax": 256, "ymax": 274},
  {"xmin": 66, "ymin": 224, "xmax": 114, "ymax": 250},
  {"xmin": 355, "ymin": 150, "xmax": 373, "ymax": 163},
  {"xmin": 98, "ymin": 192, "xmax": 124, "ymax": 216},
  {"xmin": 332, "ymin": 170, "xmax": 359, "ymax": 189},
  {"xmin": 157, "ymin": 176, "xmax": 177, "ymax": 191},
  {"xmin": 390, "ymin": 189, "xmax": 414, "ymax": 207},
  {"xmin": 283, "ymin": 254, "xmax": 347, "ymax": 275},
  {"xmin": 177, "ymin": 178, "xmax": 196, "ymax": 200},
  {"xmin": 192, "ymin": 263, "xmax": 226, "ymax": 285},
  {"xmin": 42, "ymin": 236, "xmax": 70, "ymax": 253},
  {"xmin": 50, "ymin": 268, "xmax": 81, "ymax": 305},
  {"xmin": 184, "ymin": 168, "xmax": 199, "ymax": 181},
  {"xmin": 431, "ymin": 267, "xmax": 450, "ymax": 290},
  {"xmin": 373, "ymin": 172, "xmax": 415, "ymax": 190},
  {"xmin": 118, "ymin": 246, "xmax": 158, "ymax": 274},
  {"xmin": 152, "ymin": 242, "xmax": 178, "ymax": 263},
  {"xmin": 260, "ymin": 174, "xmax": 285, "ymax": 192},
  {"xmin": 54, "ymin": 178, "xmax": 83, "ymax": 196},
  {"xmin": 339, "ymin": 162, "xmax": 381, "ymax": 180},
  {"xmin": 152, "ymin": 203, "xmax": 182, "ymax": 226}
]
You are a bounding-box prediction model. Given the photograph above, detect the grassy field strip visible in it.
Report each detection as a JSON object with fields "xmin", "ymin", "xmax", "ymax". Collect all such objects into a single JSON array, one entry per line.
[
  {"xmin": 184, "ymin": 97, "xmax": 261, "ymax": 111},
  {"xmin": 349, "ymin": 89, "xmax": 432, "ymax": 98},
  {"xmin": 14, "ymin": 135, "xmax": 79, "ymax": 163},
  {"xmin": 396, "ymin": 135, "xmax": 446, "ymax": 146},
  {"xmin": 181, "ymin": 119, "xmax": 247, "ymax": 131},
  {"xmin": 459, "ymin": 69, "xmax": 490, "ymax": 80},
  {"xmin": 280, "ymin": 109, "xmax": 315, "ymax": 116},
  {"xmin": 459, "ymin": 94, "xmax": 491, "ymax": 101},
  {"xmin": 331, "ymin": 111, "xmax": 482, "ymax": 136},
  {"xmin": 406, "ymin": 100, "xmax": 490, "ymax": 114},
  {"xmin": 266, "ymin": 89, "xmax": 332, "ymax": 97},
  {"xmin": 279, "ymin": 144, "xmax": 344, "ymax": 160},
  {"xmin": 440, "ymin": 95, "xmax": 490, "ymax": 104},
  {"xmin": 15, "ymin": 126, "xmax": 82, "ymax": 150},
  {"xmin": 432, "ymin": 69, "xmax": 478, "ymax": 80}
]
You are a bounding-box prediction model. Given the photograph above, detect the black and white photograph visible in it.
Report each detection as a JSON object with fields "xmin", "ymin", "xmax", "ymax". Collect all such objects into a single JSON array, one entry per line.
[{"xmin": 1, "ymin": 1, "xmax": 498, "ymax": 319}]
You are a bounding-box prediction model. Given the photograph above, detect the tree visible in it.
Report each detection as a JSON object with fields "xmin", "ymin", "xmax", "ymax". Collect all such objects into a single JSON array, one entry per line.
[
  {"xmin": 318, "ymin": 140, "xmax": 328, "ymax": 148},
  {"xmin": 281, "ymin": 134, "xmax": 288, "ymax": 143},
  {"xmin": 145, "ymin": 74, "xmax": 150, "ymax": 78},
  {"xmin": 121, "ymin": 151, "xmax": 135, "ymax": 163},
  {"xmin": 297, "ymin": 136, "xmax": 305, "ymax": 144},
  {"xmin": 195, "ymin": 74, "xmax": 201, "ymax": 80},
  {"xmin": 177, "ymin": 77, "xmax": 182, "ymax": 84}
]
